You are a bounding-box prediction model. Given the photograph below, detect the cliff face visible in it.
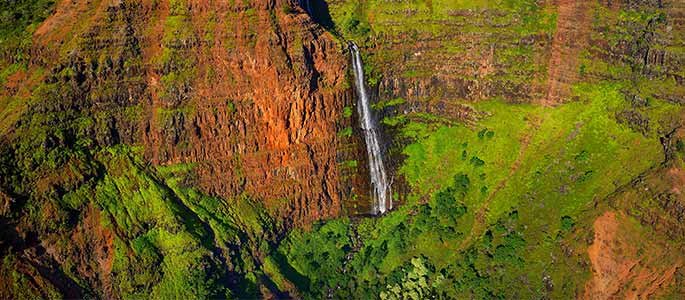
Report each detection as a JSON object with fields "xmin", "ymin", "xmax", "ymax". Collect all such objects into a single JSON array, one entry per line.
[
  {"xmin": 0, "ymin": 0, "xmax": 354, "ymax": 298},
  {"xmin": 19, "ymin": 0, "xmax": 352, "ymax": 226},
  {"xmin": 326, "ymin": 0, "xmax": 684, "ymax": 108},
  {"xmin": 3, "ymin": 0, "xmax": 685, "ymax": 298},
  {"xmin": 326, "ymin": 0, "xmax": 557, "ymax": 107},
  {"xmin": 138, "ymin": 0, "xmax": 351, "ymax": 225}
]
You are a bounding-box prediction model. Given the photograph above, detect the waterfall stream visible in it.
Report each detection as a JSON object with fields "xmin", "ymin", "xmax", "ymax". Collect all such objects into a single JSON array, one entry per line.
[{"xmin": 349, "ymin": 42, "xmax": 392, "ymax": 215}]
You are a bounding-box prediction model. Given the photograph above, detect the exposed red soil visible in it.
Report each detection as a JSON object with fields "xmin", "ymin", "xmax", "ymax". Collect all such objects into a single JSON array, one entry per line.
[
  {"xmin": 542, "ymin": 0, "xmax": 592, "ymax": 106},
  {"xmin": 666, "ymin": 166, "xmax": 685, "ymax": 196},
  {"xmin": 583, "ymin": 211, "xmax": 682, "ymax": 299}
]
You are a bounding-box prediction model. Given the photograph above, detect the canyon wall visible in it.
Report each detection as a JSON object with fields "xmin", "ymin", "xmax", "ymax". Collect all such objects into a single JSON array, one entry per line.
[
  {"xmin": 2, "ymin": 0, "xmax": 685, "ymax": 298},
  {"xmin": 0, "ymin": 0, "xmax": 356, "ymax": 297},
  {"xmin": 327, "ymin": 0, "xmax": 684, "ymax": 110},
  {"xmin": 15, "ymin": 0, "xmax": 354, "ymax": 226}
]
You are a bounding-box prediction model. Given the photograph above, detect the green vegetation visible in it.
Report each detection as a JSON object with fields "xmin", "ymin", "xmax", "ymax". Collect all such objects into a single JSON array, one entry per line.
[
  {"xmin": 158, "ymin": 0, "xmax": 198, "ymax": 106},
  {"xmin": 2, "ymin": 138, "xmax": 280, "ymax": 298},
  {"xmin": 0, "ymin": 0, "xmax": 54, "ymax": 63},
  {"xmin": 372, "ymin": 97, "xmax": 406, "ymax": 110},
  {"xmin": 275, "ymin": 172, "xmax": 472, "ymax": 298},
  {"xmin": 342, "ymin": 106, "xmax": 354, "ymax": 118},
  {"xmin": 338, "ymin": 126, "xmax": 353, "ymax": 137},
  {"xmin": 327, "ymin": 0, "xmax": 557, "ymax": 97},
  {"xmin": 2, "ymin": 0, "xmax": 685, "ymax": 298},
  {"xmin": 340, "ymin": 160, "xmax": 359, "ymax": 170},
  {"xmin": 266, "ymin": 78, "xmax": 680, "ymax": 298},
  {"xmin": 272, "ymin": 166, "xmax": 583, "ymax": 298}
]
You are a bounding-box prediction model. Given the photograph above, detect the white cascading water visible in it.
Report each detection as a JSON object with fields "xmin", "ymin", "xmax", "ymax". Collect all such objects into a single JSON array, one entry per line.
[{"xmin": 349, "ymin": 42, "xmax": 392, "ymax": 215}]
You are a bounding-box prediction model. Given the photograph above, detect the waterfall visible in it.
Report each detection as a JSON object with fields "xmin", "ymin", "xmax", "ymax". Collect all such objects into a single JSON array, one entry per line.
[{"xmin": 349, "ymin": 42, "xmax": 392, "ymax": 215}]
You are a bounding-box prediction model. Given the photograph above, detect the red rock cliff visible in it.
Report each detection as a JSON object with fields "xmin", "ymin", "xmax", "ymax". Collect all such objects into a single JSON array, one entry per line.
[{"xmin": 30, "ymin": 0, "xmax": 354, "ymax": 226}]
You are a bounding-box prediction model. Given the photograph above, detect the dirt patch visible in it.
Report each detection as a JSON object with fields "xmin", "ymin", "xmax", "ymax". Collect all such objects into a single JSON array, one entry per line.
[
  {"xmin": 542, "ymin": 0, "xmax": 592, "ymax": 106},
  {"xmin": 584, "ymin": 211, "xmax": 682, "ymax": 299},
  {"xmin": 666, "ymin": 165, "xmax": 685, "ymax": 196},
  {"xmin": 34, "ymin": 0, "xmax": 95, "ymax": 44}
]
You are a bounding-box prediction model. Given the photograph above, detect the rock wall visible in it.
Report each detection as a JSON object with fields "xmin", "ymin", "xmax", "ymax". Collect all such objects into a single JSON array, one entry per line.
[
  {"xmin": 138, "ymin": 0, "xmax": 353, "ymax": 225},
  {"xmin": 23, "ymin": 0, "xmax": 354, "ymax": 226},
  {"xmin": 0, "ymin": 1, "xmax": 358, "ymax": 297}
]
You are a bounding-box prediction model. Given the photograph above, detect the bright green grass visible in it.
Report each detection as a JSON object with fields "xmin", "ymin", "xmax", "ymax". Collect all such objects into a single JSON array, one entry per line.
[
  {"xmin": 401, "ymin": 83, "xmax": 670, "ymax": 228},
  {"xmin": 272, "ymin": 83, "xmax": 680, "ymax": 298}
]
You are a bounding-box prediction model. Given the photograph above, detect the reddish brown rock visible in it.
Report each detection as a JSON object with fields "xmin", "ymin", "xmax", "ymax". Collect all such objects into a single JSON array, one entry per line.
[
  {"xmin": 21, "ymin": 0, "xmax": 354, "ymax": 227},
  {"xmin": 542, "ymin": 0, "xmax": 591, "ymax": 106},
  {"xmin": 139, "ymin": 0, "xmax": 352, "ymax": 226}
]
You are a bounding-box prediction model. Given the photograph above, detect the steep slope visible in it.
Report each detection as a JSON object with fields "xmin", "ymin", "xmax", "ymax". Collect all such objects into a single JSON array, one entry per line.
[
  {"xmin": 263, "ymin": 0, "xmax": 685, "ymax": 298},
  {"xmin": 0, "ymin": 0, "xmax": 354, "ymax": 298},
  {"xmin": 2, "ymin": 0, "xmax": 685, "ymax": 298},
  {"xmin": 3, "ymin": 0, "xmax": 352, "ymax": 226}
]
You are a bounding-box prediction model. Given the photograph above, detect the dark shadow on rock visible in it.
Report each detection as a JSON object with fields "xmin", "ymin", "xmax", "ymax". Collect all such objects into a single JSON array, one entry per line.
[{"xmin": 312, "ymin": 0, "xmax": 337, "ymax": 35}]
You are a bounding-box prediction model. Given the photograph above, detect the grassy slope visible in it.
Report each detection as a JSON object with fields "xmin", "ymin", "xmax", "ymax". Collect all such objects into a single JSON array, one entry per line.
[
  {"xmin": 269, "ymin": 0, "xmax": 685, "ymax": 299},
  {"xmin": 325, "ymin": 0, "xmax": 556, "ymax": 101}
]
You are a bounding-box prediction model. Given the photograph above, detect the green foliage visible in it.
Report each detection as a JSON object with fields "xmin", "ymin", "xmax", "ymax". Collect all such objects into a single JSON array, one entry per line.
[
  {"xmin": 469, "ymin": 156, "xmax": 485, "ymax": 167},
  {"xmin": 372, "ymin": 98, "xmax": 406, "ymax": 111},
  {"xmin": 338, "ymin": 1, "xmax": 371, "ymax": 38},
  {"xmin": 0, "ymin": 0, "xmax": 55, "ymax": 63},
  {"xmin": 560, "ymin": 216, "xmax": 575, "ymax": 232},
  {"xmin": 338, "ymin": 126, "xmax": 353, "ymax": 137},
  {"xmin": 274, "ymin": 194, "xmax": 537, "ymax": 299},
  {"xmin": 275, "ymin": 173, "xmax": 473, "ymax": 298},
  {"xmin": 275, "ymin": 219, "xmax": 352, "ymax": 296},
  {"xmin": 340, "ymin": 160, "xmax": 358, "ymax": 169},
  {"xmin": 342, "ymin": 106, "xmax": 353, "ymax": 118},
  {"xmin": 477, "ymin": 128, "xmax": 495, "ymax": 139},
  {"xmin": 380, "ymin": 257, "xmax": 443, "ymax": 300}
]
